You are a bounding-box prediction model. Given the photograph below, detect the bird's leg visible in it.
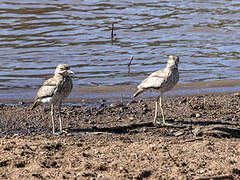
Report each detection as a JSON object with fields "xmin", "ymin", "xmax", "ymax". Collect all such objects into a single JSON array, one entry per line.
[
  {"xmin": 58, "ymin": 102, "xmax": 63, "ymax": 132},
  {"xmin": 58, "ymin": 102, "xmax": 67, "ymax": 134},
  {"xmin": 159, "ymin": 95, "xmax": 166, "ymax": 125},
  {"xmin": 159, "ymin": 95, "xmax": 171, "ymax": 126},
  {"xmin": 154, "ymin": 97, "xmax": 159, "ymax": 124},
  {"xmin": 51, "ymin": 104, "xmax": 55, "ymax": 134}
]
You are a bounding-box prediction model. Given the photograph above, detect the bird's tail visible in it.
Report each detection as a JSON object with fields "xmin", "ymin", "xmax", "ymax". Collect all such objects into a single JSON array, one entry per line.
[
  {"xmin": 31, "ymin": 100, "xmax": 41, "ymax": 110},
  {"xmin": 133, "ymin": 89, "xmax": 144, "ymax": 98}
]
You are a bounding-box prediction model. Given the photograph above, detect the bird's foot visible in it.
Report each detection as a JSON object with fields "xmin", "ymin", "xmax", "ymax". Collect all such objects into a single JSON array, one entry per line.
[
  {"xmin": 153, "ymin": 120, "xmax": 172, "ymax": 126},
  {"xmin": 153, "ymin": 117, "xmax": 159, "ymax": 124},
  {"xmin": 59, "ymin": 129, "xmax": 68, "ymax": 134},
  {"xmin": 52, "ymin": 130, "xmax": 68, "ymax": 135},
  {"xmin": 153, "ymin": 119, "xmax": 161, "ymax": 125},
  {"xmin": 162, "ymin": 122, "xmax": 172, "ymax": 126},
  {"xmin": 60, "ymin": 130, "xmax": 68, "ymax": 133}
]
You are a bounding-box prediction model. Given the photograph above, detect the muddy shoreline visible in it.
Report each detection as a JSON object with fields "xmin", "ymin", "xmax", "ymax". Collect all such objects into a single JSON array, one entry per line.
[
  {"xmin": 1, "ymin": 93, "xmax": 240, "ymax": 179},
  {"xmin": 2, "ymin": 79, "xmax": 240, "ymax": 105}
]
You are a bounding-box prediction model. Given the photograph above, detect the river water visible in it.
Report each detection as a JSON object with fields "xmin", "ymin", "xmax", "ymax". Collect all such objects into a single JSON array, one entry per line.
[{"xmin": 1, "ymin": 0, "xmax": 240, "ymax": 101}]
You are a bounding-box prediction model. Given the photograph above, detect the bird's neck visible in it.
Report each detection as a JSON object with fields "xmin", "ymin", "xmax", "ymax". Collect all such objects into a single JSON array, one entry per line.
[
  {"xmin": 54, "ymin": 73, "xmax": 64, "ymax": 79},
  {"xmin": 166, "ymin": 64, "xmax": 178, "ymax": 70}
]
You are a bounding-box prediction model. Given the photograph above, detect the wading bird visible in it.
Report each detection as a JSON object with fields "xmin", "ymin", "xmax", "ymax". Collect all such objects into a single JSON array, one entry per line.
[
  {"xmin": 32, "ymin": 64, "xmax": 74, "ymax": 134},
  {"xmin": 133, "ymin": 55, "xmax": 179, "ymax": 125}
]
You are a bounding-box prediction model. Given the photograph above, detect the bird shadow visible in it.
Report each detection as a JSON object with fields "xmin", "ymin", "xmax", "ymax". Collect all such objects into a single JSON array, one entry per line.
[
  {"xmin": 67, "ymin": 122, "xmax": 154, "ymax": 134},
  {"xmin": 63, "ymin": 120, "xmax": 240, "ymax": 138},
  {"xmin": 66, "ymin": 121, "xmax": 188, "ymax": 135}
]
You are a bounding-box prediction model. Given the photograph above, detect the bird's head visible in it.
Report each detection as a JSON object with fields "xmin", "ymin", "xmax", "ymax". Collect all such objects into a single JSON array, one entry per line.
[
  {"xmin": 167, "ymin": 55, "xmax": 179, "ymax": 69},
  {"xmin": 55, "ymin": 64, "xmax": 74, "ymax": 77}
]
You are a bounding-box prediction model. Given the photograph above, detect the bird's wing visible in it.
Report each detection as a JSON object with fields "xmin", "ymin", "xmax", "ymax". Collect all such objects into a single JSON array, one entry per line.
[
  {"xmin": 138, "ymin": 76, "xmax": 166, "ymax": 89},
  {"xmin": 34, "ymin": 78, "xmax": 58, "ymax": 100},
  {"xmin": 138, "ymin": 69, "xmax": 169, "ymax": 89},
  {"xmin": 149, "ymin": 69, "xmax": 167, "ymax": 78}
]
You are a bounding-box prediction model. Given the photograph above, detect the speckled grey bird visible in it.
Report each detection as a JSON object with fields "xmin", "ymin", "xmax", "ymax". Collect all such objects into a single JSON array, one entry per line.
[
  {"xmin": 133, "ymin": 55, "xmax": 179, "ymax": 125},
  {"xmin": 32, "ymin": 64, "xmax": 74, "ymax": 134}
]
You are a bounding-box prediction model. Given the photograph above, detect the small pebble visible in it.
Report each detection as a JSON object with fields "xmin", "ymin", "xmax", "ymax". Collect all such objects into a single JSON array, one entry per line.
[
  {"xmin": 129, "ymin": 117, "xmax": 134, "ymax": 120},
  {"xmin": 110, "ymin": 103, "xmax": 123, "ymax": 108},
  {"xmin": 192, "ymin": 126, "xmax": 203, "ymax": 136},
  {"xmin": 195, "ymin": 113, "xmax": 201, "ymax": 118},
  {"xmin": 199, "ymin": 169, "xmax": 205, "ymax": 174},
  {"xmin": 174, "ymin": 131, "xmax": 184, "ymax": 137},
  {"xmin": 97, "ymin": 174, "xmax": 103, "ymax": 178},
  {"xmin": 18, "ymin": 101, "xmax": 25, "ymax": 105}
]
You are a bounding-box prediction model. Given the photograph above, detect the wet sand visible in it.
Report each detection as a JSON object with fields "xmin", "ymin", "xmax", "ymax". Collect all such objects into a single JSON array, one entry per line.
[
  {"xmin": 1, "ymin": 93, "xmax": 240, "ymax": 179},
  {"xmin": 2, "ymin": 79, "xmax": 240, "ymax": 105}
]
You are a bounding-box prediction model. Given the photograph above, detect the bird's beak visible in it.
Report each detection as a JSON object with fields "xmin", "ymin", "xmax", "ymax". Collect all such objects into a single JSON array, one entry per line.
[{"xmin": 67, "ymin": 70, "xmax": 75, "ymax": 77}]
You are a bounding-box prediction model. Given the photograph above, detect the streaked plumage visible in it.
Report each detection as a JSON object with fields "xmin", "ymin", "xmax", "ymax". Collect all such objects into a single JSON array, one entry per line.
[
  {"xmin": 32, "ymin": 64, "xmax": 74, "ymax": 134},
  {"xmin": 133, "ymin": 55, "xmax": 179, "ymax": 125}
]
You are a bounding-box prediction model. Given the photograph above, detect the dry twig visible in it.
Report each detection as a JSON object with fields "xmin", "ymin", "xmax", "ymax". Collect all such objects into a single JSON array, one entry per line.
[{"xmin": 167, "ymin": 150, "xmax": 179, "ymax": 167}]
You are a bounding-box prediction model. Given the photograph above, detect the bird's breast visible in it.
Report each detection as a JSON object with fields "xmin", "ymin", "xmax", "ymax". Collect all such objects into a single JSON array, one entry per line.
[{"xmin": 56, "ymin": 77, "xmax": 73, "ymax": 98}]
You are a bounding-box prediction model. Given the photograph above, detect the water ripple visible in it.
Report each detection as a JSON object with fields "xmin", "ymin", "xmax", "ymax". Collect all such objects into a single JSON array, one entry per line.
[{"xmin": 0, "ymin": 0, "xmax": 240, "ymax": 97}]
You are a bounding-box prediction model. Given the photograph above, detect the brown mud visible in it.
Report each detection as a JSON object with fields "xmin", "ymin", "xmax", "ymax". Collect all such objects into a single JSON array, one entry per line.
[{"xmin": 0, "ymin": 93, "xmax": 240, "ymax": 179}]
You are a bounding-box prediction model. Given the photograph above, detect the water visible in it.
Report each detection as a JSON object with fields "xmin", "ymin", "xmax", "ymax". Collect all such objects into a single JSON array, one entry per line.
[{"xmin": 1, "ymin": 0, "xmax": 240, "ymax": 101}]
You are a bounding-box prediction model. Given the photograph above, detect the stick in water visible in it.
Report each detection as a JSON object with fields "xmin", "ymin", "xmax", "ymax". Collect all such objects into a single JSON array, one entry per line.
[
  {"xmin": 111, "ymin": 23, "xmax": 114, "ymax": 41},
  {"xmin": 128, "ymin": 56, "xmax": 134, "ymax": 74}
]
